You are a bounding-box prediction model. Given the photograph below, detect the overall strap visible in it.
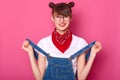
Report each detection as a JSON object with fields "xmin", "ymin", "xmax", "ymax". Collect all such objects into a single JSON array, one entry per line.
[
  {"xmin": 69, "ymin": 41, "xmax": 96, "ymax": 60},
  {"xmin": 26, "ymin": 39, "xmax": 49, "ymax": 58}
]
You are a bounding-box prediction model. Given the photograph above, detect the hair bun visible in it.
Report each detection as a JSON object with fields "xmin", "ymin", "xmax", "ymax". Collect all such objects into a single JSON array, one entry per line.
[
  {"xmin": 68, "ymin": 2, "xmax": 75, "ymax": 8},
  {"xmin": 49, "ymin": 2, "xmax": 56, "ymax": 8}
]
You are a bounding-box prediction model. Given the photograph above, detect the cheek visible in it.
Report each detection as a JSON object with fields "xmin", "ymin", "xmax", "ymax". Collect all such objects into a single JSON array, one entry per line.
[
  {"xmin": 66, "ymin": 22, "xmax": 70, "ymax": 26},
  {"xmin": 54, "ymin": 22, "xmax": 59, "ymax": 28},
  {"xmin": 54, "ymin": 22, "xmax": 59, "ymax": 26}
]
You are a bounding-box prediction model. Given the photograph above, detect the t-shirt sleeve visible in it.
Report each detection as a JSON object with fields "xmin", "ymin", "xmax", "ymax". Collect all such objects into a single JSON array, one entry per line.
[
  {"xmin": 77, "ymin": 38, "xmax": 88, "ymax": 50},
  {"xmin": 35, "ymin": 39, "xmax": 46, "ymax": 57}
]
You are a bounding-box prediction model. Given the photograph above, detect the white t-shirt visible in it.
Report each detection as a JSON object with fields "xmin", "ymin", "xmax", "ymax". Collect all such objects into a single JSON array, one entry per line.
[{"xmin": 37, "ymin": 34, "xmax": 88, "ymax": 74}]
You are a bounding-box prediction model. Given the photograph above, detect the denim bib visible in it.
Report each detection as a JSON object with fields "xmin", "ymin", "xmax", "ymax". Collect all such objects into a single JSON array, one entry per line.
[{"xmin": 26, "ymin": 39, "xmax": 95, "ymax": 80}]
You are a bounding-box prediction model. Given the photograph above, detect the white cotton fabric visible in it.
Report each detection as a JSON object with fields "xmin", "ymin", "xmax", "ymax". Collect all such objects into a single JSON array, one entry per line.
[{"xmin": 37, "ymin": 34, "xmax": 88, "ymax": 74}]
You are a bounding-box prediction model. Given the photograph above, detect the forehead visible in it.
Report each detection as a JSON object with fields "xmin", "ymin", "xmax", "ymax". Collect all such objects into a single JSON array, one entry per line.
[
  {"xmin": 53, "ymin": 12, "xmax": 70, "ymax": 17},
  {"xmin": 53, "ymin": 12, "xmax": 61, "ymax": 15}
]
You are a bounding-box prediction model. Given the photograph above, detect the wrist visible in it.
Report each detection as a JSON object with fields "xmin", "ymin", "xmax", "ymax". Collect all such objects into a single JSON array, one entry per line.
[
  {"xmin": 28, "ymin": 51, "xmax": 34, "ymax": 56},
  {"xmin": 90, "ymin": 51, "xmax": 97, "ymax": 58}
]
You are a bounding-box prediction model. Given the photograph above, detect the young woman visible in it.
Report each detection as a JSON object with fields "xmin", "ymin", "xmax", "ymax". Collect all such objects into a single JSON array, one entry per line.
[{"xmin": 22, "ymin": 2, "xmax": 102, "ymax": 80}]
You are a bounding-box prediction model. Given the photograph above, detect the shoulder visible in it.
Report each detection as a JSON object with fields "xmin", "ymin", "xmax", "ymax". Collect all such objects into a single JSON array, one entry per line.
[
  {"xmin": 37, "ymin": 35, "xmax": 52, "ymax": 50},
  {"xmin": 36, "ymin": 35, "xmax": 51, "ymax": 56},
  {"xmin": 72, "ymin": 34, "xmax": 88, "ymax": 47},
  {"xmin": 37, "ymin": 35, "xmax": 51, "ymax": 45}
]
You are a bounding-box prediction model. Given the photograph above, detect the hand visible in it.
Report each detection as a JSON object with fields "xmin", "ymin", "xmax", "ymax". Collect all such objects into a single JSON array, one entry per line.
[
  {"xmin": 91, "ymin": 41, "xmax": 102, "ymax": 54},
  {"xmin": 22, "ymin": 40, "xmax": 33, "ymax": 53}
]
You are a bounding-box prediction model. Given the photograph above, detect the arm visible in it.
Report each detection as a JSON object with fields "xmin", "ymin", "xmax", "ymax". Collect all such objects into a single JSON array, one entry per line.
[
  {"xmin": 77, "ymin": 41, "xmax": 102, "ymax": 80},
  {"xmin": 38, "ymin": 53, "xmax": 46, "ymax": 79},
  {"xmin": 22, "ymin": 40, "xmax": 46, "ymax": 80},
  {"xmin": 28, "ymin": 51, "xmax": 42, "ymax": 80}
]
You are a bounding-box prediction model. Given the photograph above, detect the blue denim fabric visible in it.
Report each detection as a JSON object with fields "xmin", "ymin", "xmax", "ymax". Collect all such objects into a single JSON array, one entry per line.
[
  {"xmin": 43, "ymin": 57, "xmax": 75, "ymax": 80},
  {"xmin": 26, "ymin": 39, "xmax": 95, "ymax": 80}
]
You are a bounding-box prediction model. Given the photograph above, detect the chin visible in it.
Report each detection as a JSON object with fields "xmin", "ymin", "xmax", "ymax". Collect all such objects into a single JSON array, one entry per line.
[
  {"xmin": 60, "ymin": 28, "xmax": 68, "ymax": 32},
  {"xmin": 59, "ymin": 27, "xmax": 67, "ymax": 30}
]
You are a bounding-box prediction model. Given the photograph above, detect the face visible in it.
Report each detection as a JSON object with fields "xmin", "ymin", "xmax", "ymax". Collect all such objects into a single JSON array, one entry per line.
[{"xmin": 51, "ymin": 13, "xmax": 71, "ymax": 34}]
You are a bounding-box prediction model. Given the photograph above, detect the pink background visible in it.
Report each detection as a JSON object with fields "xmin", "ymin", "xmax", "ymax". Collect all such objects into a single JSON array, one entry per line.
[{"xmin": 0, "ymin": 0, "xmax": 120, "ymax": 80}]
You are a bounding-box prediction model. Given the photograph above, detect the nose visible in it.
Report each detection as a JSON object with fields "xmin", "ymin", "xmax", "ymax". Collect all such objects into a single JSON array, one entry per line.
[{"xmin": 60, "ymin": 17, "xmax": 64, "ymax": 22}]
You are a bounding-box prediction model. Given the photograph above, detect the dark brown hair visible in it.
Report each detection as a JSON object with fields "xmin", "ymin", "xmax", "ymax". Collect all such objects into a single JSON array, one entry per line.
[{"xmin": 49, "ymin": 2, "xmax": 75, "ymax": 18}]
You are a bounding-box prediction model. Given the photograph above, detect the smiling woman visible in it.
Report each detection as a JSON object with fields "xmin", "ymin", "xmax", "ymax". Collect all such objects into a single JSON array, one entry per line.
[
  {"xmin": 50, "ymin": 2, "xmax": 74, "ymax": 35},
  {"xmin": 22, "ymin": 1, "xmax": 102, "ymax": 80}
]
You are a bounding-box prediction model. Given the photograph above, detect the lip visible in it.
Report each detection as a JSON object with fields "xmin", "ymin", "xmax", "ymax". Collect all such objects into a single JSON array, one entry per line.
[{"xmin": 59, "ymin": 23, "xmax": 66, "ymax": 27}]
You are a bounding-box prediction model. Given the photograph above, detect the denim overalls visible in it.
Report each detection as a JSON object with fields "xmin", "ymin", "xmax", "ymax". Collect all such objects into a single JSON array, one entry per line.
[{"xmin": 26, "ymin": 39, "xmax": 95, "ymax": 80}]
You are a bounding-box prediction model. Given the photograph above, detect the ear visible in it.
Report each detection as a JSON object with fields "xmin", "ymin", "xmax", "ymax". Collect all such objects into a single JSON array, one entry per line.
[
  {"xmin": 51, "ymin": 15, "xmax": 54, "ymax": 22},
  {"xmin": 70, "ymin": 17, "xmax": 72, "ymax": 22}
]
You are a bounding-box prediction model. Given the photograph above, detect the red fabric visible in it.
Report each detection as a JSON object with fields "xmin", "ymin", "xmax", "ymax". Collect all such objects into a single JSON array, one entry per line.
[{"xmin": 52, "ymin": 30, "xmax": 72, "ymax": 53}]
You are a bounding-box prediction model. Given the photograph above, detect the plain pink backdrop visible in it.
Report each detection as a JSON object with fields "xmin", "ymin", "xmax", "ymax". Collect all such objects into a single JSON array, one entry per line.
[{"xmin": 0, "ymin": 0, "xmax": 120, "ymax": 80}]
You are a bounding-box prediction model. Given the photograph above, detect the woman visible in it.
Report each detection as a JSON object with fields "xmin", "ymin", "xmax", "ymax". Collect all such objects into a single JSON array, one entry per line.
[{"xmin": 22, "ymin": 2, "xmax": 102, "ymax": 80}]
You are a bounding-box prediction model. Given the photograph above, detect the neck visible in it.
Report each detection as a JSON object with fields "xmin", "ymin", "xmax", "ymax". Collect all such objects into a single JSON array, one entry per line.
[{"xmin": 56, "ymin": 29, "xmax": 69, "ymax": 35}]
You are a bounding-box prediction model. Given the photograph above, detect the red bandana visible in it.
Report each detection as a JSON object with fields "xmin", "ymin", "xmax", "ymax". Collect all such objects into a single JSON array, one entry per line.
[{"xmin": 52, "ymin": 29, "xmax": 72, "ymax": 53}]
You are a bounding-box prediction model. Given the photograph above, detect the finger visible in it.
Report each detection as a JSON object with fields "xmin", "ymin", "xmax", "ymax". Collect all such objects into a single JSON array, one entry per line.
[
  {"xmin": 23, "ymin": 40, "xmax": 29, "ymax": 48},
  {"xmin": 24, "ymin": 43, "xmax": 29, "ymax": 48},
  {"xmin": 95, "ymin": 41, "xmax": 102, "ymax": 48},
  {"xmin": 96, "ymin": 44, "xmax": 102, "ymax": 50}
]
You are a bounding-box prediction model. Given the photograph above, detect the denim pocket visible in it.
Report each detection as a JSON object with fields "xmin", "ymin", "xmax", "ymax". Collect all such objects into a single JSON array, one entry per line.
[
  {"xmin": 48, "ymin": 58, "xmax": 75, "ymax": 80},
  {"xmin": 43, "ymin": 57, "xmax": 75, "ymax": 80},
  {"xmin": 50, "ymin": 63, "xmax": 71, "ymax": 79}
]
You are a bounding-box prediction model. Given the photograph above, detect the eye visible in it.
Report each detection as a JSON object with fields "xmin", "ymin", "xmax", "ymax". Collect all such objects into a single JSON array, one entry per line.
[
  {"xmin": 64, "ymin": 16, "xmax": 68, "ymax": 18},
  {"xmin": 55, "ymin": 15, "xmax": 60, "ymax": 18}
]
